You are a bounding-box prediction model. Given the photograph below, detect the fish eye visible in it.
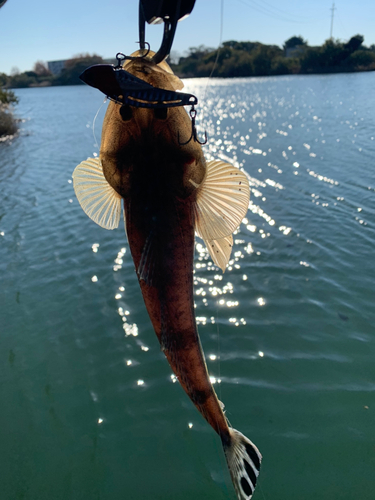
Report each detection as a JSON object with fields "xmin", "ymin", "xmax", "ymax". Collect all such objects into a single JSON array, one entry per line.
[
  {"xmin": 154, "ymin": 107, "xmax": 168, "ymax": 120},
  {"xmin": 120, "ymin": 105, "xmax": 133, "ymax": 121}
]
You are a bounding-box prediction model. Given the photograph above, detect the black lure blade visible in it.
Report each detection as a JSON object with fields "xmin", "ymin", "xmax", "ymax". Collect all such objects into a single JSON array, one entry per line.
[
  {"xmin": 80, "ymin": 64, "xmax": 197, "ymax": 109},
  {"xmin": 80, "ymin": 65, "xmax": 123, "ymax": 96}
]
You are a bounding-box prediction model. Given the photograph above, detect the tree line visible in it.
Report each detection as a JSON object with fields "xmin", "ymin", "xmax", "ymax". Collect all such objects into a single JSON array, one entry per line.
[
  {"xmin": 170, "ymin": 34, "xmax": 375, "ymax": 77},
  {"xmin": 0, "ymin": 54, "xmax": 105, "ymax": 89},
  {"xmin": 0, "ymin": 35, "xmax": 374, "ymax": 92}
]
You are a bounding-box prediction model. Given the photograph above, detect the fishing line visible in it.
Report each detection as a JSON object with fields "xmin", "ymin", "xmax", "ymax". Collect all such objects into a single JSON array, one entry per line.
[
  {"xmin": 212, "ymin": 303, "xmax": 232, "ymax": 500},
  {"xmin": 92, "ymin": 97, "xmax": 108, "ymax": 152},
  {"xmin": 208, "ymin": 0, "xmax": 224, "ymax": 81},
  {"xmin": 259, "ymin": 483, "xmax": 268, "ymax": 500},
  {"xmin": 199, "ymin": 0, "xmax": 224, "ymax": 126},
  {"xmin": 336, "ymin": 10, "xmax": 350, "ymax": 39},
  {"xmin": 203, "ymin": 0, "xmax": 224, "ymax": 421},
  {"xmin": 216, "ymin": 301, "xmax": 223, "ymax": 403},
  {"xmin": 209, "ymin": 0, "xmax": 224, "ymax": 405}
]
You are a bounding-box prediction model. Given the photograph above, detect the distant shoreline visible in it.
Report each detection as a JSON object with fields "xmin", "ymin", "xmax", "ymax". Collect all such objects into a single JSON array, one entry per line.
[
  {"xmin": 173, "ymin": 65, "xmax": 375, "ymax": 79},
  {"xmin": 7, "ymin": 65, "xmax": 375, "ymax": 92},
  {"xmin": 3, "ymin": 35, "xmax": 375, "ymax": 89}
]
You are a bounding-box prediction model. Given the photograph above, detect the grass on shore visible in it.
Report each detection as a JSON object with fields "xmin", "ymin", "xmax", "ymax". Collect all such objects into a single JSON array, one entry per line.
[
  {"xmin": 0, "ymin": 106, "xmax": 18, "ymax": 138},
  {"xmin": 0, "ymin": 89, "xmax": 18, "ymax": 139}
]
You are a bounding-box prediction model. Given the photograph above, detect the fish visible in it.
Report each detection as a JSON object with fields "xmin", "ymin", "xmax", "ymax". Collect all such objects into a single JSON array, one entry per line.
[{"xmin": 73, "ymin": 50, "xmax": 262, "ymax": 500}]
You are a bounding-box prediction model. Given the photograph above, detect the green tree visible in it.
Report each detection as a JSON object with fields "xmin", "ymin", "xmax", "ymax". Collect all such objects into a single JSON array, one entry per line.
[
  {"xmin": 55, "ymin": 54, "xmax": 104, "ymax": 85},
  {"xmin": 33, "ymin": 61, "xmax": 51, "ymax": 76},
  {"xmin": 185, "ymin": 45, "xmax": 214, "ymax": 59},
  {"xmin": 0, "ymin": 89, "xmax": 18, "ymax": 105},
  {"xmin": 8, "ymin": 72, "xmax": 37, "ymax": 88},
  {"xmin": 271, "ymin": 56, "xmax": 300, "ymax": 75},
  {"xmin": 163, "ymin": 35, "xmax": 374, "ymax": 78},
  {"xmin": 347, "ymin": 50, "xmax": 375, "ymax": 69},
  {"xmin": 320, "ymin": 39, "xmax": 347, "ymax": 67},
  {"xmin": 222, "ymin": 41, "xmax": 260, "ymax": 53},
  {"xmin": 300, "ymin": 46, "xmax": 322, "ymax": 73},
  {"xmin": 283, "ymin": 36, "xmax": 307, "ymax": 50},
  {"xmin": 344, "ymin": 34, "xmax": 364, "ymax": 53},
  {"xmin": 252, "ymin": 45, "xmax": 283, "ymax": 75},
  {"xmin": 0, "ymin": 72, "xmax": 8, "ymax": 87},
  {"xmin": 218, "ymin": 49, "xmax": 254, "ymax": 77}
]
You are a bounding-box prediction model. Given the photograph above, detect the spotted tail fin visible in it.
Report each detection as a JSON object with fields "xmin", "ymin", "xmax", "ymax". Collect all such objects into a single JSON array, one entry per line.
[{"xmin": 222, "ymin": 428, "xmax": 262, "ymax": 500}]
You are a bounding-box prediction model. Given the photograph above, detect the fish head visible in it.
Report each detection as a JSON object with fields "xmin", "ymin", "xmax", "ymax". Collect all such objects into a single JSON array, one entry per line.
[{"xmin": 100, "ymin": 50, "xmax": 206, "ymax": 200}]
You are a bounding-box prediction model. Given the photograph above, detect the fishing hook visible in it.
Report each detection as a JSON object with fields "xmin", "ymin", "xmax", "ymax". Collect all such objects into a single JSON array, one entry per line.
[
  {"xmin": 178, "ymin": 105, "xmax": 208, "ymax": 146},
  {"xmin": 115, "ymin": 53, "xmax": 126, "ymax": 68},
  {"xmin": 115, "ymin": 44, "xmax": 151, "ymax": 69}
]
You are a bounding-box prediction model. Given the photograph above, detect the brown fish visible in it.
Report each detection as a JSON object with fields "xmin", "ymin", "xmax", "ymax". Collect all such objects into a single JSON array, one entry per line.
[{"xmin": 73, "ymin": 51, "xmax": 261, "ymax": 500}]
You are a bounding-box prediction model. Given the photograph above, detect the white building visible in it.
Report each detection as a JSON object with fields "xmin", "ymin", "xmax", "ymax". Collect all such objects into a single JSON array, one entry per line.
[{"xmin": 47, "ymin": 60, "xmax": 67, "ymax": 75}]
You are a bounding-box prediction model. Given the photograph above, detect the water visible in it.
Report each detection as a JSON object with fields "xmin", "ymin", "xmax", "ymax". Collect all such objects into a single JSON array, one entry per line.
[{"xmin": 1, "ymin": 72, "xmax": 374, "ymax": 500}]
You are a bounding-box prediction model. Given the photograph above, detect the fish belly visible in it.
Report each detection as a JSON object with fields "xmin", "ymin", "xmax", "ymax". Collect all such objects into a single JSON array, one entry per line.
[{"xmin": 124, "ymin": 195, "xmax": 229, "ymax": 437}]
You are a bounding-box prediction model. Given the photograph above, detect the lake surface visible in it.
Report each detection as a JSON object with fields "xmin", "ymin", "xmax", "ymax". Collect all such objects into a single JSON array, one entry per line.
[{"xmin": 1, "ymin": 71, "xmax": 374, "ymax": 500}]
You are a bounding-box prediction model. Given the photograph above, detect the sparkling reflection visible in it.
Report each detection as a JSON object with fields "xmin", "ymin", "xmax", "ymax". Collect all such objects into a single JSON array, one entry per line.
[
  {"xmin": 106, "ymin": 77, "xmax": 365, "ymax": 402},
  {"xmin": 113, "ymin": 247, "xmax": 126, "ymax": 272}
]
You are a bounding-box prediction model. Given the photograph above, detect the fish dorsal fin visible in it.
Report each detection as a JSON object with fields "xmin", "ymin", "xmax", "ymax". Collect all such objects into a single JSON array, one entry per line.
[
  {"xmin": 73, "ymin": 157, "xmax": 122, "ymax": 230},
  {"xmin": 194, "ymin": 160, "xmax": 249, "ymax": 272},
  {"xmin": 206, "ymin": 235, "xmax": 233, "ymax": 273}
]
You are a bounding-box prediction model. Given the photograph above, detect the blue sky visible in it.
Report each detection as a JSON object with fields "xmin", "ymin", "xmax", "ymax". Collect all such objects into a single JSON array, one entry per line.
[{"xmin": 1, "ymin": 0, "xmax": 374, "ymax": 74}]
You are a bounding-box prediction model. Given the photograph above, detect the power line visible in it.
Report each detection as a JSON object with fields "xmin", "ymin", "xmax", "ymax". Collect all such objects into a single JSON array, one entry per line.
[
  {"xmin": 336, "ymin": 9, "xmax": 350, "ymax": 40},
  {"xmin": 330, "ymin": 2, "xmax": 336, "ymax": 39},
  {"xmin": 235, "ymin": 0, "xmax": 327, "ymax": 25}
]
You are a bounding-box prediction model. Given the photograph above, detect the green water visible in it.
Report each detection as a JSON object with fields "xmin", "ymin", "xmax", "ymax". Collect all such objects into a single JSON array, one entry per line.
[{"xmin": 1, "ymin": 72, "xmax": 375, "ymax": 499}]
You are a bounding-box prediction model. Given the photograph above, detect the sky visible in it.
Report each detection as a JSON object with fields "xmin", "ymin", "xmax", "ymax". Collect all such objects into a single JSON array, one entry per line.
[{"xmin": 1, "ymin": 0, "xmax": 375, "ymax": 74}]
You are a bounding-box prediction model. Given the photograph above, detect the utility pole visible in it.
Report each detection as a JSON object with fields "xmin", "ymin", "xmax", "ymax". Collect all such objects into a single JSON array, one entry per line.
[{"xmin": 330, "ymin": 2, "xmax": 336, "ymax": 39}]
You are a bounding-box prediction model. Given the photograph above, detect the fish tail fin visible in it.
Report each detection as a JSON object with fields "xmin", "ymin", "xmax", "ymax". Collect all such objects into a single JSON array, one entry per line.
[{"xmin": 222, "ymin": 428, "xmax": 262, "ymax": 500}]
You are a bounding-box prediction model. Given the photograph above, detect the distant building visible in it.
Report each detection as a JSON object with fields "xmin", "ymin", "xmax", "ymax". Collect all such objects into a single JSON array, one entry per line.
[
  {"xmin": 47, "ymin": 57, "xmax": 114, "ymax": 75},
  {"xmin": 47, "ymin": 60, "xmax": 67, "ymax": 75}
]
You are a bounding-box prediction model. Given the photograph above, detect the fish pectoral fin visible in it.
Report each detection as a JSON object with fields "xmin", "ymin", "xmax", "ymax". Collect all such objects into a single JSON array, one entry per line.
[
  {"xmin": 203, "ymin": 234, "xmax": 233, "ymax": 273},
  {"xmin": 194, "ymin": 160, "xmax": 250, "ymax": 271},
  {"xmin": 194, "ymin": 160, "xmax": 250, "ymax": 241},
  {"xmin": 73, "ymin": 157, "xmax": 122, "ymax": 230}
]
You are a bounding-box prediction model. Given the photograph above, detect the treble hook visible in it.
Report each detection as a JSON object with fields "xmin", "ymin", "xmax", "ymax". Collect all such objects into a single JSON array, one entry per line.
[{"xmin": 178, "ymin": 106, "xmax": 208, "ymax": 146}]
